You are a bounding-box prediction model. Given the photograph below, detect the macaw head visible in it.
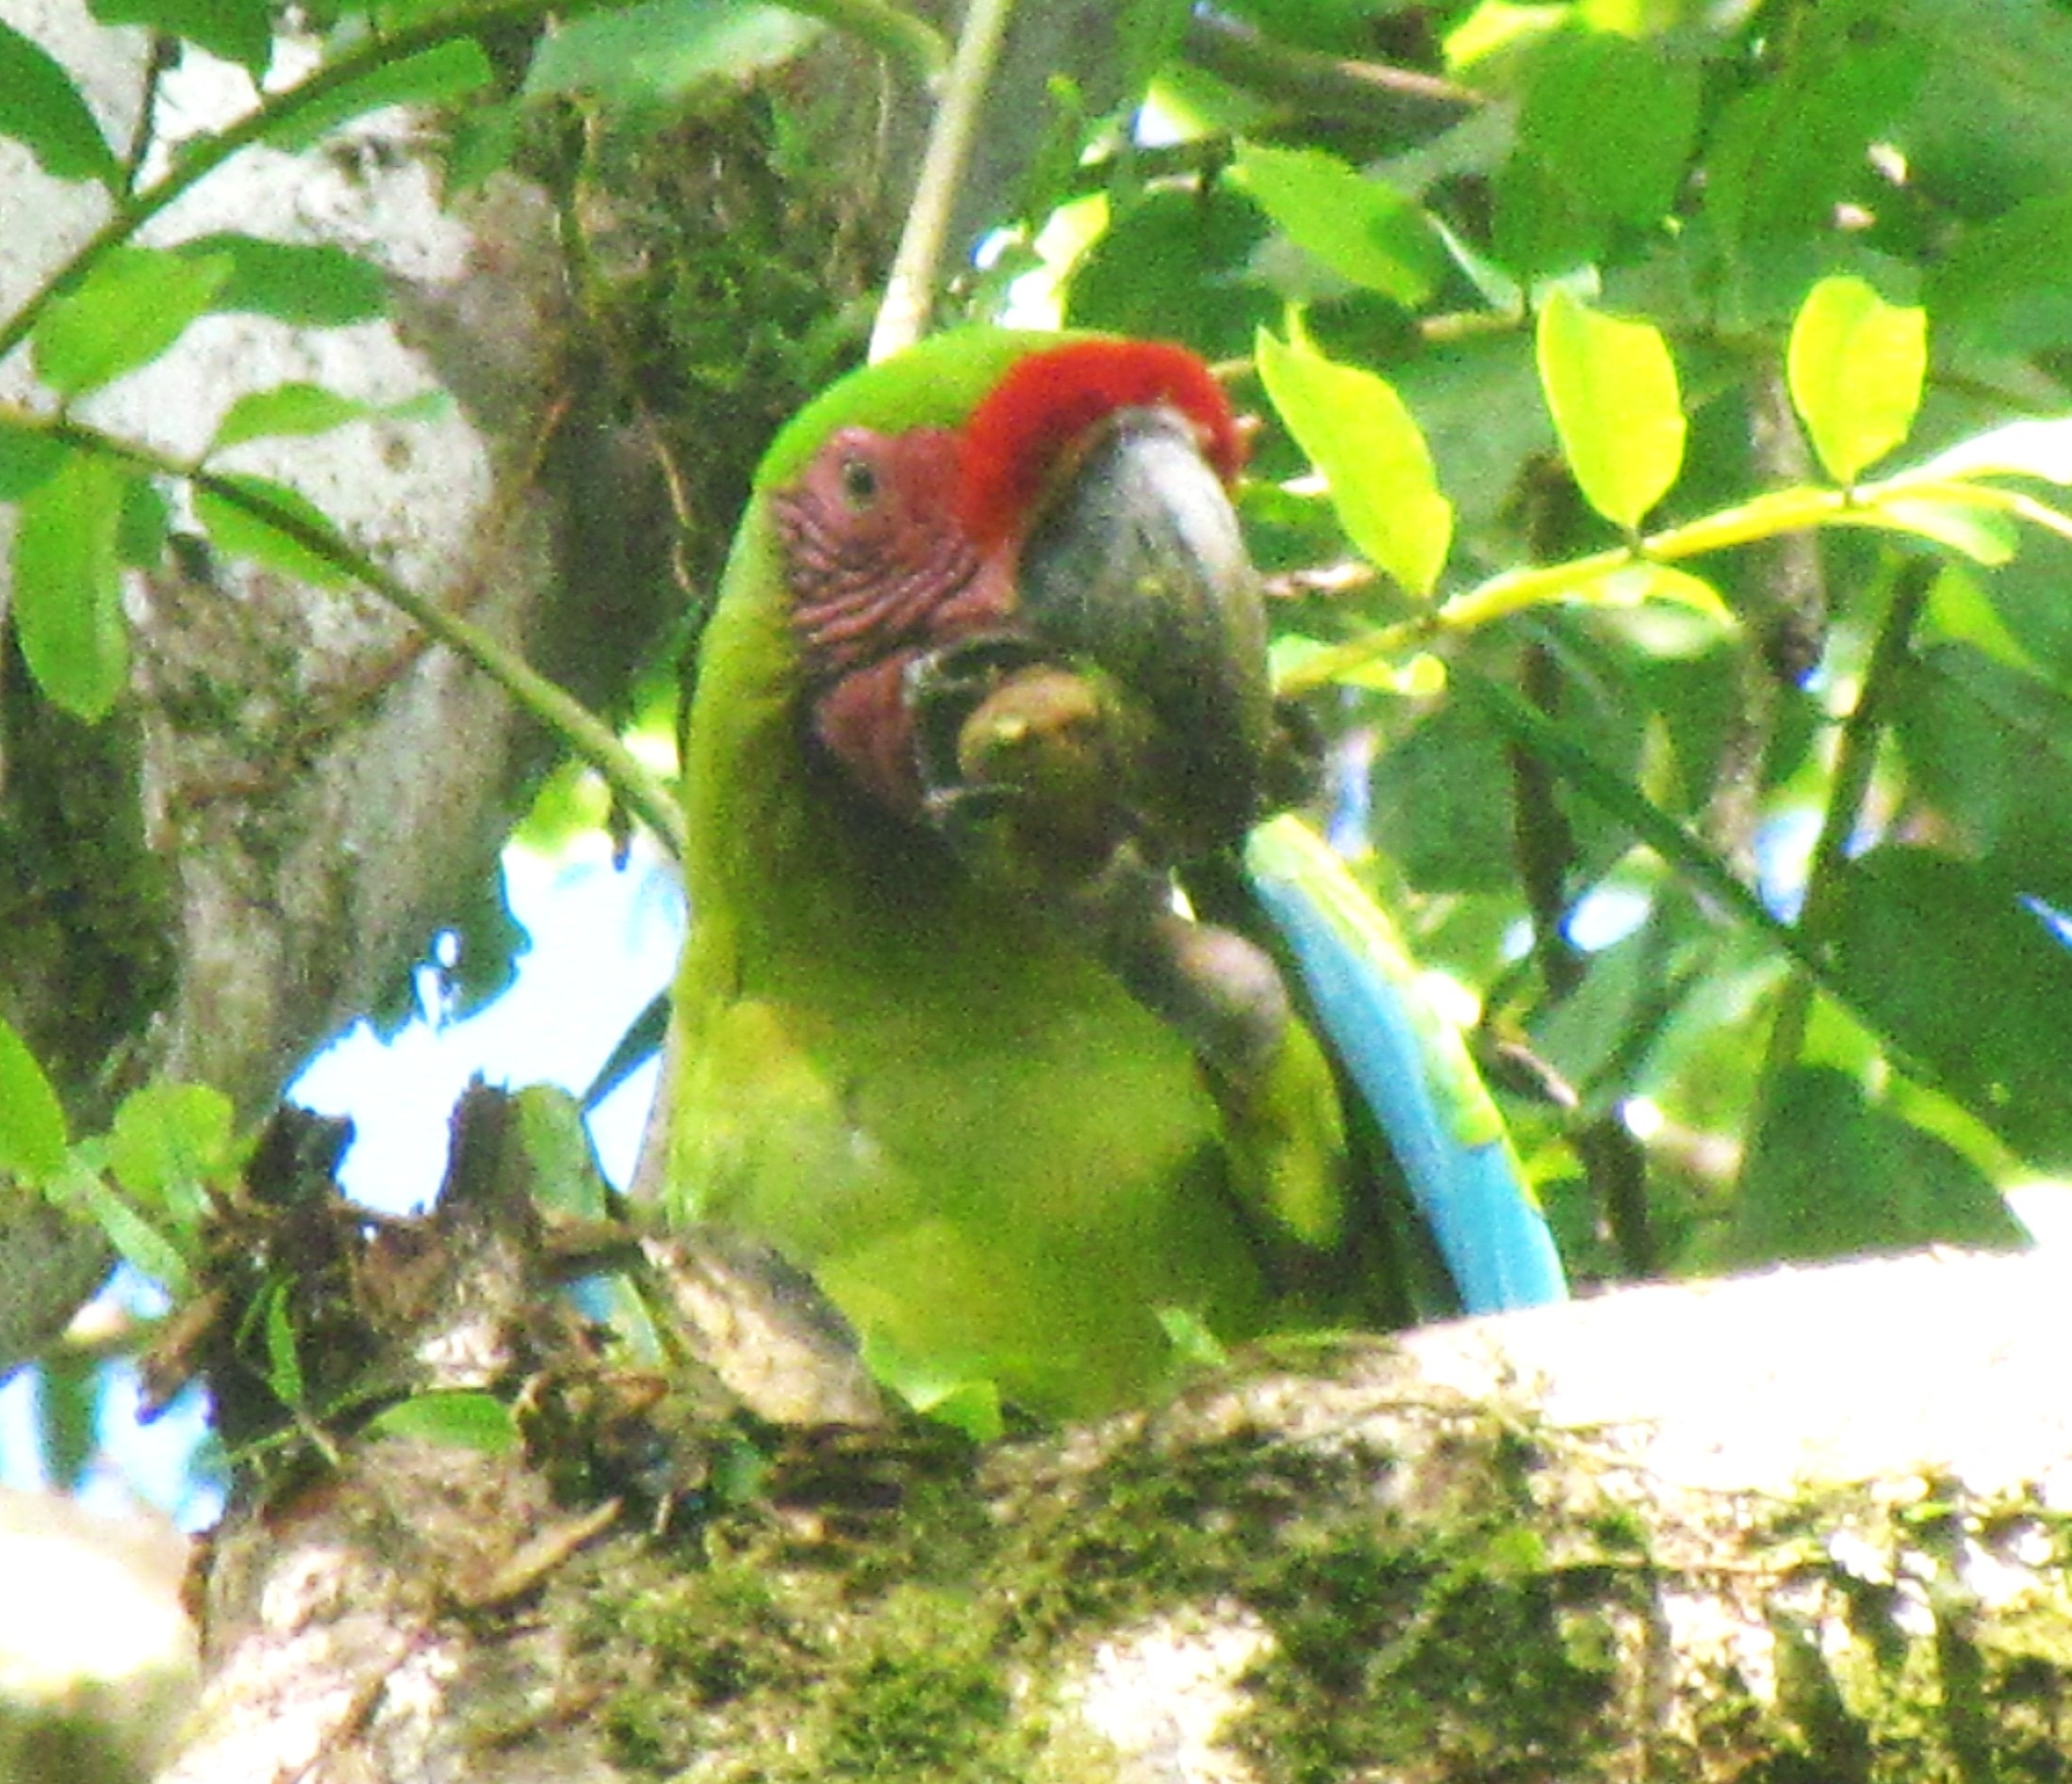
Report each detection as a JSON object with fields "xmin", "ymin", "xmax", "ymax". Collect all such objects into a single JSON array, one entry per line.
[{"xmin": 761, "ymin": 333, "xmax": 1278, "ymax": 867}]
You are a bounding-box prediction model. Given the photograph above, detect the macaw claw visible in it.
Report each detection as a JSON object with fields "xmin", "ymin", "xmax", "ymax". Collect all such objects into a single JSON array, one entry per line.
[{"xmin": 905, "ymin": 638, "xmax": 1293, "ymax": 1089}]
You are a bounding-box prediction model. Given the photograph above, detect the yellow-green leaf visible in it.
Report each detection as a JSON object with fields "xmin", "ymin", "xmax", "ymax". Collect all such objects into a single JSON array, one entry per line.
[
  {"xmin": 1256, "ymin": 326, "xmax": 1453, "ymax": 597},
  {"xmin": 1787, "ymin": 275, "xmax": 1926, "ymax": 485},
  {"xmin": 1568, "ymin": 562, "xmax": 1733, "ymax": 624},
  {"xmin": 0, "ymin": 1016, "xmax": 69, "ymax": 1181},
  {"xmin": 1912, "ymin": 417, "xmax": 2072, "ymax": 487},
  {"xmin": 1536, "ymin": 289, "xmax": 1686, "ymax": 530}
]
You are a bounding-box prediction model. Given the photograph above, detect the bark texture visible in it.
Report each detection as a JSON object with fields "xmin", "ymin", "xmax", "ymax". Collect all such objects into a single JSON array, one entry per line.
[
  {"xmin": 0, "ymin": 2, "xmax": 921, "ymax": 1370},
  {"xmin": 162, "ymin": 1088, "xmax": 2072, "ymax": 1784}
]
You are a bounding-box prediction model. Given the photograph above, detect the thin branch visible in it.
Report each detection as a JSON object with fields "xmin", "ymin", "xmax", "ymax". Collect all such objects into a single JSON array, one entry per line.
[
  {"xmin": 1181, "ymin": 12, "xmax": 1482, "ymax": 134},
  {"xmin": 869, "ymin": 0, "xmax": 1018, "ymax": 360},
  {"xmin": 34, "ymin": 409, "xmax": 685, "ymax": 860},
  {"xmin": 1745, "ymin": 555, "xmax": 1932, "ymax": 1129},
  {"xmin": 1454, "ymin": 667, "xmax": 1830, "ymax": 990},
  {"xmin": 0, "ymin": 0, "xmax": 567, "ymax": 368}
]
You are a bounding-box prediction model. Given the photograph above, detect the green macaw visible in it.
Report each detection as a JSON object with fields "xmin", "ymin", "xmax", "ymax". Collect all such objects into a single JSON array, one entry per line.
[{"xmin": 666, "ymin": 328, "xmax": 1562, "ymax": 1432}]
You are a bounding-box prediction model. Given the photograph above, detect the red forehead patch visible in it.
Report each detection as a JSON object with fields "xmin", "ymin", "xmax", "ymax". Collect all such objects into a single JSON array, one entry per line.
[{"xmin": 958, "ymin": 339, "xmax": 1243, "ymax": 550}]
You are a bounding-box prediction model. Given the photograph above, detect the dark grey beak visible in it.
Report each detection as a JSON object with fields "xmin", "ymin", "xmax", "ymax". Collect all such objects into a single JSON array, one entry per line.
[{"xmin": 1012, "ymin": 405, "xmax": 1275, "ymax": 857}]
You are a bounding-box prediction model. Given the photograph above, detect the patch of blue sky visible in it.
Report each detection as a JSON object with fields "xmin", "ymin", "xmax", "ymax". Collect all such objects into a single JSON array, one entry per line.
[
  {"xmin": 0, "ymin": 838, "xmax": 682, "ymax": 1528},
  {"xmin": 295, "ymin": 838, "xmax": 682, "ymax": 1210}
]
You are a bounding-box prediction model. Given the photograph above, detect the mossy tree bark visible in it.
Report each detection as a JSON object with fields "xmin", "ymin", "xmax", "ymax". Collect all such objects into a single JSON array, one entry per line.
[{"xmin": 162, "ymin": 1085, "xmax": 2072, "ymax": 1784}]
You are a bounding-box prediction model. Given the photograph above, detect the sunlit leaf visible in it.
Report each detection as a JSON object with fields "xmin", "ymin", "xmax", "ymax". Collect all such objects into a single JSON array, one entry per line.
[
  {"xmin": 1913, "ymin": 417, "xmax": 2072, "ymax": 487},
  {"xmin": 1235, "ymin": 142, "xmax": 1445, "ymax": 306},
  {"xmin": 0, "ymin": 1016, "xmax": 69, "ymax": 1181},
  {"xmin": 367, "ymin": 1390, "xmax": 520, "ymax": 1453},
  {"xmin": 1257, "ymin": 325, "xmax": 1453, "ymax": 596},
  {"xmin": 12, "ymin": 451, "xmax": 131, "ymax": 720},
  {"xmin": 1847, "ymin": 489, "xmax": 2018, "ymax": 564},
  {"xmin": 1272, "ymin": 635, "xmax": 1447, "ymax": 697},
  {"xmin": 1787, "ymin": 275, "xmax": 1927, "ymax": 485},
  {"xmin": 1566, "ymin": 562, "xmax": 1733, "ymax": 625},
  {"xmin": 0, "ymin": 19, "xmax": 119, "ymax": 187},
  {"xmin": 1535, "ymin": 288, "xmax": 1686, "ymax": 530},
  {"xmin": 33, "ymin": 246, "xmax": 234, "ymax": 397},
  {"xmin": 1444, "ymin": 1, "xmax": 1568, "ymax": 73}
]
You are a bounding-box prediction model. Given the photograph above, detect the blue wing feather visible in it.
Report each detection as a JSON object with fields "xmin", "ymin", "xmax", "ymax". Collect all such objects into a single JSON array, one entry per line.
[{"xmin": 1245, "ymin": 815, "xmax": 1568, "ymax": 1313}]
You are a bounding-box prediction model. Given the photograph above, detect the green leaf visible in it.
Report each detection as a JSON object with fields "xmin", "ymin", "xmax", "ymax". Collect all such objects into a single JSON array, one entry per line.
[
  {"xmin": 1894, "ymin": 643, "xmax": 2072, "ymax": 915},
  {"xmin": 88, "ymin": 0, "xmax": 272, "ymax": 74},
  {"xmin": 194, "ymin": 474, "xmax": 354, "ymax": 587},
  {"xmin": 1155, "ymin": 1305, "xmax": 1229, "ymax": 1370},
  {"xmin": 1271, "ymin": 634, "xmax": 1446, "ymax": 697},
  {"xmin": 525, "ymin": 0, "xmax": 818, "ymax": 101},
  {"xmin": 69, "ymin": 1169, "xmax": 190, "ymax": 1294},
  {"xmin": 1703, "ymin": 0, "xmax": 1920, "ymax": 259},
  {"xmin": 32, "ymin": 246, "xmax": 234, "ymax": 398},
  {"xmin": 1235, "ymin": 143, "xmax": 1445, "ymax": 306},
  {"xmin": 0, "ymin": 421, "xmax": 66, "ymax": 501},
  {"xmin": 117, "ymin": 476, "xmax": 171, "ymax": 570},
  {"xmin": 262, "ymin": 1281, "xmax": 305, "ymax": 1408},
  {"xmin": 367, "ymin": 1390, "xmax": 520, "ymax": 1454},
  {"xmin": 0, "ymin": 1016, "xmax": 69, "ymax": 1181},
  {"xmin": 263, "ymin": 40, "xmax": 493, "ymax": 153},
  {"xmin": 1065, "ymin": 185, "xmax": 1275, "ymax": 363},
  {"xmin": 173, "ymin": 235, "xmax": 386, "ymax": 327},
  {"xmin": 1565, "ymin": 562, "xmax": 1733, "ymax": 626},
  {"xmin": 514, "ymin": 1085, "xmax": 612, "ymax": 1219},
  {"xmin": 861, "ymin": 1333, "xmax": 1004, "ymax": 1441},
  {"xmin": 0, "ymin": 19, "xmax": 119, "ymax": 187},
  {"xmin": 1535, "ymin": 289, "xmax": 1685, "ymax": 530},
  {"xmin": 1516, "ymin": 27, "xmax": 1701, "ymax": 230},
  {"xmin": 107, "ymin": 1082, "xmax": 238, "ymax": 1241},
  {"xmin": 1831, "ymin": 845, "xmax": 2072, "ymax": 1168},
  {"xmin": 1256, "ymin": 325, "xmax": 1453, "ymax": 597},
  {"xmin": 1733, "ymin": 1066, "xmax": 2024, "ymax": 1264},
  {"xmin": 12, "ymin": 451, "xmax": 131, "ymax": 721},
  {"xmin": 211, "ymin": 382, "xmax": 378, "ymax": 453},
  {"xmin": 1787, "ymin": 275, "xmax": 1927, "ymax": 485},
  {"xmin": 1928, "ymin": 190, "xmax": 2072, "ymax": 355}
]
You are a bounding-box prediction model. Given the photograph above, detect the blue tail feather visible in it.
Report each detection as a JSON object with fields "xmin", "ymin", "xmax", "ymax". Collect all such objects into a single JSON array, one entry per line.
[{"xmin": 1246, "ymin": 815, "xmax": 1568, "ymax": 1314}]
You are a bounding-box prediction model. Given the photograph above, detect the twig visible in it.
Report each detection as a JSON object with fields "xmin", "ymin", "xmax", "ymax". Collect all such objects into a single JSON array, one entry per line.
[{"xmin": 869, "ymin": 0, "xmax": 1018, "ymax": 359}]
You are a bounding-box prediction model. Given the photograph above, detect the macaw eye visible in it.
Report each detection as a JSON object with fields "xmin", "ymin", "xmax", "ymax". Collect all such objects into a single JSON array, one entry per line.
[{"xmin": 839, "ymin": 455, "xmax": 880, "ymax": 509}]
